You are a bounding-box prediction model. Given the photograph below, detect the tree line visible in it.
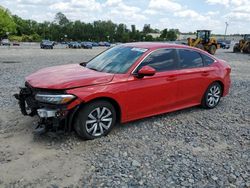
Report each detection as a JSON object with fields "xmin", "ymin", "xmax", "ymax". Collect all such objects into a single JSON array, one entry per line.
[{"xmin": 0, "ymin": 6, "xmax": 179, "ymax": 42}]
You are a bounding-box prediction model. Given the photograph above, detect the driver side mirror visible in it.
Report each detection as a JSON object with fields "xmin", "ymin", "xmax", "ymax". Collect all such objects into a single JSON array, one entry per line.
[{"xmin": 136, "ymin": 66, "xmax": 156, "ymax": 78}]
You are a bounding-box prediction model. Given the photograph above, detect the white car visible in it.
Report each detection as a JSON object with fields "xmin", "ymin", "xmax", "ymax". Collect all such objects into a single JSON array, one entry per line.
[{"xmin": 1, "ymin": 39, "xmax": 11, "ymax": 46}]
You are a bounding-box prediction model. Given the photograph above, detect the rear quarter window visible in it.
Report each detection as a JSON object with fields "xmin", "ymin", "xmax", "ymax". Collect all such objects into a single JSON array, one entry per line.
[{"xmin": 201, "ymin": 53, "xmax": 215, "ymax": 66}]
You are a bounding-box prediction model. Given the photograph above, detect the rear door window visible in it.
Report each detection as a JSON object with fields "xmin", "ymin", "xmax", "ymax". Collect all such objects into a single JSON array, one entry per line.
[{"xmin": 178, "ymin": 49, "xmax": 203, "ymax": 69}]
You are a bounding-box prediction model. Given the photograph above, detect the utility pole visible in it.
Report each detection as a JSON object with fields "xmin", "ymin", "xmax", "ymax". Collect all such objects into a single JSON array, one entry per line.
[{"xmin": 224, "ymin": 22, "xmax": 229, "ymax": 41}]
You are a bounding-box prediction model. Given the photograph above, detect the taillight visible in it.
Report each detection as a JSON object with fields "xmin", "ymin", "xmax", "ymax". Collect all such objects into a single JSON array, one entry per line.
[
  {"xmin": 226, "ymin": 66, "xmax": 231, "ymax": 74},
  {"xmin": 219, "ymin": 59, "xmax": 231, "ymax": 74}
]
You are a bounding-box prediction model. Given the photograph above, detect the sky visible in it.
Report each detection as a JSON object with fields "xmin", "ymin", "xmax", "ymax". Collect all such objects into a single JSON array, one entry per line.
[{"xmin": 1, "ymin": 0, "xmax": 250, "ymax": 34}]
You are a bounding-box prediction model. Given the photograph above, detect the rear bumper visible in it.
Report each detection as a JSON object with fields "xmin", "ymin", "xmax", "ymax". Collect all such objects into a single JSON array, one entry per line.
[{"xmin": 223, "ymin": 76, "xmax": 231, "ymax": 97}]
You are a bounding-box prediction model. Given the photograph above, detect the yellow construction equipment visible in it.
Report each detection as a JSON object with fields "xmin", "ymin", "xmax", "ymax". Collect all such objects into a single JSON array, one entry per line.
[
  {"xmin": 187, "ymin": 30, "xmax": 219, "ymax": 55},
  {"xmin": 233, "ymin": 34, "xmax": 250, "ymax": 53}
]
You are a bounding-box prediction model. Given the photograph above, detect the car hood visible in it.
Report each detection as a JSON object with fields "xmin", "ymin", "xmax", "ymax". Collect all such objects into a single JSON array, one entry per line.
[{"xmin": 26, "ymin": 64, "xmax": 114, "ymax": 89}]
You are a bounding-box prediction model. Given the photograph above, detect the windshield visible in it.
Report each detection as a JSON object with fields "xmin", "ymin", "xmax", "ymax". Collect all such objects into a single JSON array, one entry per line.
[
  {"xmin": 197, "ymin": 31, "xmax": 206, "ymax": 39},
  {"xmin": 86, "ymin": 45, "xmax": 147, "ymax": 74},
  {"xmin": 244, "ymin": 35, "xmax": 250, "ymax": 40}
]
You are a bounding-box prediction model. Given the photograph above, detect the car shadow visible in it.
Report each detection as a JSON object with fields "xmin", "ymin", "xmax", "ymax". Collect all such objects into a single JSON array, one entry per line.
[
  {"xmin": 114, "ymin": 105, "xmax": 203, "ymax": 131},
  {"xmin": 31, "ymin": 100, "xmax": 228, "ymax": 144}
]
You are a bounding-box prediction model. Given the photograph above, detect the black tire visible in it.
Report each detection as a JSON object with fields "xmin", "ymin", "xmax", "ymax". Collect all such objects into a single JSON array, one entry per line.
[
  {"xmin": 74, "ymin": 100, "xmax": 116, "ymax": 140},
  {"xmin": 243, "ymin": 43, "xmax": 250, "ymax": 53},
  {"xmin": 247, "ymin": 43, "xmax": 250, "ymax": 53},
  {"xmin": 195, "ymin": 43, "xmax": 204, "ymax": 50},
  {"xmin": 209, "ymin": 45, "xmax": 217, "ymax": 55},
  {"xmin": 233, "ymin": 44, "xmax": 240, "ymax": 53},
  {"xmin": 201, "ymin": 82, "xmax": 222, "ymax": 109}
]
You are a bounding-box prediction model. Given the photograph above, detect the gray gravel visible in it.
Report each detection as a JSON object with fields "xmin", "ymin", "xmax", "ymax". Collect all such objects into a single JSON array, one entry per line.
[{"xmin": 0, "ymin": 45, "xmax": 249, "ymax": 187}]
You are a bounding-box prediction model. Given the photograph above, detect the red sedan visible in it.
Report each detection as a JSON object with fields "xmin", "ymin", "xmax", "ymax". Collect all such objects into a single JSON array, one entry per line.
[{"xmin": 15, "ymin": 43, "xmax": 231, "ymax": 139}]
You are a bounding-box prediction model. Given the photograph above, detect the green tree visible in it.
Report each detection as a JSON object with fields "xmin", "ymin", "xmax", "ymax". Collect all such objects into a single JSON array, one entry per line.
[
  {"xmin": 13, "ymin": 15, "xmax": 40, "ymax": 36},
  {"xmin": 160, "ymin": 28, "xmax": 168, "ymax": 39},
  {"xmin": 54, "ymin": 12, "xmax": 69, "ymax": 26},
  {"xmin": 129, "ymin": 25, "xmax": 136, "ymax": 41},
  {"xmin": 0, "ymin": 6, "xmax": 16, "ymax": 37},
  {"xmin": 142, "ymin": 24, "xmax": 151, "ymax": 34},
  {"xmin": 1, "ymin": 7, "xmax": 180, "ymax": 42},
  {"xmin": 167, "ymin": 29, "xmax": 177, "ymax": 41},
  {"xmin": 115, "ymin": 23, "xmax": 126, "ymax": 42},
  {"xmin": 145, "ymin": 35, "xmax": 153, "ymax": 41}
]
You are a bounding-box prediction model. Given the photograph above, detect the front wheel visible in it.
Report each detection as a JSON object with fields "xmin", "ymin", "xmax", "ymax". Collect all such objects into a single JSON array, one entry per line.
[
  {"xmin": 233, "ymin": 44, "xmax": 240, "ymax": 53},
  {"xmin": 195, "ymin": 43, "xmax": 204, "ymax": 50},
  {"xmin": 201, "ymin": 82, "xmax": 222, "ymax": 109},
  {"xmin": 74, "ymin": 100, "xmax": 116, "ymax": 140}
]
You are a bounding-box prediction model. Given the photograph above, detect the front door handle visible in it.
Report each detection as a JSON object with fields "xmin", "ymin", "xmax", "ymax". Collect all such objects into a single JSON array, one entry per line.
[
  {"xmin": 166, "ymin": 75, "xmax": 177, "ymax": 81},
  {"xmin": 201, "ymin": 71, "xmax": 209, "ymax": 76}
]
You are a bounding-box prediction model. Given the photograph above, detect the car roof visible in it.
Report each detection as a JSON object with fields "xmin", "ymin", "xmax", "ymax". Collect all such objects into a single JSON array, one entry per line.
[
  {"xmin": 123, "ymin": 42, "xmax": 196, "ymax": 50},
  {"xmin": 122, "ymin": 42, "xmax": 216, "ymax": 59}
]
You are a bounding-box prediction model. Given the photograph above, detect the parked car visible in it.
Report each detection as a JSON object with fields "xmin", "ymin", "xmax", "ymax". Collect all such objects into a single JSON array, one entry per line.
[
  {"xmin": 68, "ymin": 42, "xmax": 81, "ymax": 48},
  {"xmin": 218, "ymin": 41, "xmax": 230, "ymax": 49},
  {"xmin": 14, "ymin": 43, "xmax": 231, "ymax": 139},
  {"xmin": 81, "ymin": 42, "xmax": 93, "ymax": 49},
  {"xmin": 68, "ymin": 42, "xmax": 74, "ymax": 48},
  {"xmin": 1, "ymin": 39, "xmax": 11, "ymax": 46},
  {"xmin": 13, "ymin": 41, "xmax": 20, "ymax": 46},
  {"xmin": 104, "ymin": 42, "xmax": 111, "ymax": 47},
  {"xmin": 40, "ymin": 40, "xmax": 54, "ymax": 49},
  {"xmin": 61, "ymin": 41, "xmax": 68, "ymax": 45},
  {"xmin": 91, "ymin": 42, "xmax": 99, "ymax": 47},
  {"xmin": 98, "ymin": 41, "xmax": 105, "ymax": 46},
  {"xmin": 99, "ymin": 41, "xmax": 111, "ymax": 47}
]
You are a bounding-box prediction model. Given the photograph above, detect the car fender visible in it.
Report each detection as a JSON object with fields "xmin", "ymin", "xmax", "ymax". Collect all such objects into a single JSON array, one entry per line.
[{"xmin": 66, "ymin": 85, "xmax": 127, "ymax": 122}]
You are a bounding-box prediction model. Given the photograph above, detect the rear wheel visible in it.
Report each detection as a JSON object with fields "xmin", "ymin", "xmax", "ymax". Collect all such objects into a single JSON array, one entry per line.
[
  {"xmin": 247, "ymin": 43, "xmax": 250, "ymax": 53},
  {"xmin": 243, "ymin": 43, "xmax": 250, "ymax": 53},
  {"xmin": 209, "ymin": 45, "xmax": 217, "ymax": 55},
  {"xmin": 201, "ymin": 82, "xmax": 222, "ymax": 109},
  {"xmin": 74, "ymin": 100, "xmax": 116, "ymax": 140},
  {"xmin": 233, "ymin": 44, "xmax": 240, "ymax": 53}
]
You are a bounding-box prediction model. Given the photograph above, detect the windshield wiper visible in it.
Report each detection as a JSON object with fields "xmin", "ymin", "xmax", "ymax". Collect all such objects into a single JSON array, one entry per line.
[
  {"xmin": 87, "ymin": 67, "xmax": 99, "ymax": 71},
  {"xmin": 80, "ymin": 62, "xmax": 87, "ymax": 67}
]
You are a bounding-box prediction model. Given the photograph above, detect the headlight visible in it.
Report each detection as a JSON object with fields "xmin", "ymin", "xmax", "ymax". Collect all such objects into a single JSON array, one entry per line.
[{"xmin": 35, "ymin": 94, "xmax": 75, "ymax": 104}]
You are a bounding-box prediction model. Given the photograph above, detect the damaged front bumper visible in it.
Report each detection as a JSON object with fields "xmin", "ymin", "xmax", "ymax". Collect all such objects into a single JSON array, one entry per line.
[
  {"xmin": 37, "ymin": 108, "xmax": 57, "ymax": 118},
  {"xmin": 14, "ymin": 85, "xmax": 80, "ymax": 135}
]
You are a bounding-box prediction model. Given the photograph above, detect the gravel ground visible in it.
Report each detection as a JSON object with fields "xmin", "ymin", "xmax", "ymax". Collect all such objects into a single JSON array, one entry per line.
[{"xmin": 0, "ymin": 45, "xmax": 249, "ymax": 188}]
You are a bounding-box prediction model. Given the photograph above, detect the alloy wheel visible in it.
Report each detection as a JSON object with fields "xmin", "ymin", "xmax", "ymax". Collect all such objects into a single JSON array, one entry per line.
[
  {"xmin": 85, "ymin": 107, "xmax": 113, "ymax": 137},
  {"xmin": 207, "ymin": 85, "xmax": 221, "ymax": 107}
]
